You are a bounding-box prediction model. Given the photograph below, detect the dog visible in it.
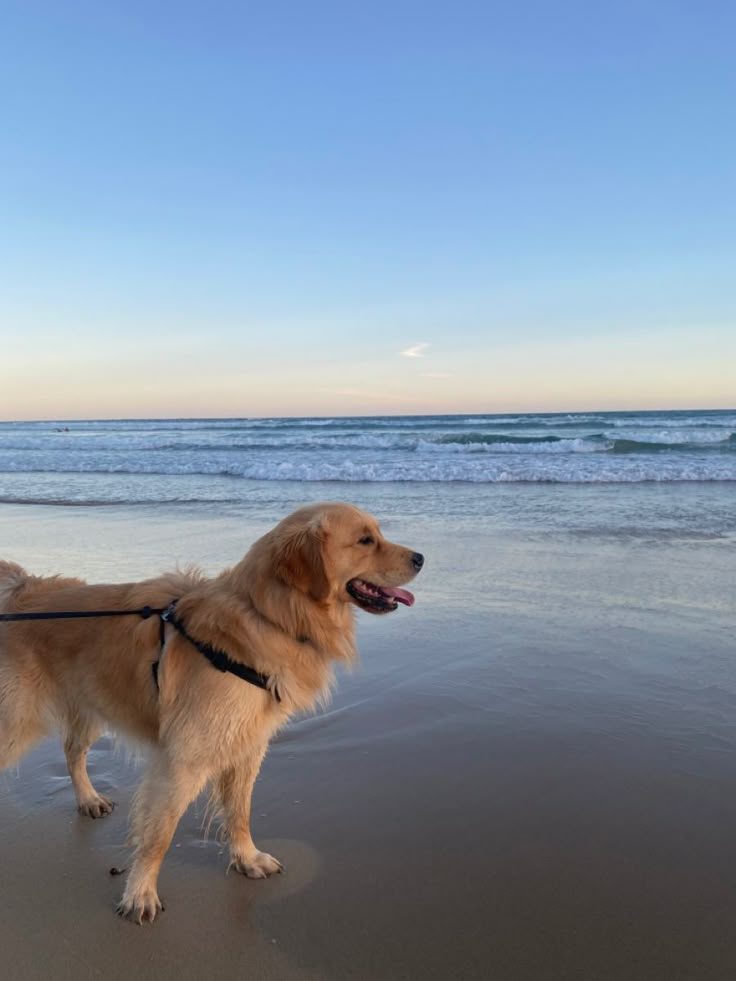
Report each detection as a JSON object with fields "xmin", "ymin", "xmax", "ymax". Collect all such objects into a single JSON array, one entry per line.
[{"xmin": 0, "ymin": 502, "xmax": 423, "ymax": 923}]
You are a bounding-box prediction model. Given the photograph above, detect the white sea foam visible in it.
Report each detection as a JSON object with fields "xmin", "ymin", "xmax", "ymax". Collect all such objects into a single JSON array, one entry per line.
[
  {"xmin": 606, "ymin": 429, "xmax": 734, "ymax": 445},
  {"xmin": 1, "ymin": 450, "xmax": 733, "ymax": 483},
  {"xmin": 416, "ymin": 437, "xmax": 607, "ymax": 454},
  {"xmin": 0, "ymin": 411, "xmax": 734, "ymax": 497}
]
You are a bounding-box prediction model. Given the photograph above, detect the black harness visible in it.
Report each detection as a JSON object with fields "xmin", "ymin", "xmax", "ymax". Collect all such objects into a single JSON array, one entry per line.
[
  {"xmin": 158, "ymin": 602, "xmax": 279, "ymax": 701},
  {"xmin": 0, "ymin": 602, "xmax": 279, "ymax": 702}
]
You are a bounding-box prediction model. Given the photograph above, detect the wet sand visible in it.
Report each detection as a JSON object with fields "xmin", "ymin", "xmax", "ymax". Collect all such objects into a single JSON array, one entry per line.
[{"xmin": 2, "ymin": 498, "xmax": 736, "ymax": 980}]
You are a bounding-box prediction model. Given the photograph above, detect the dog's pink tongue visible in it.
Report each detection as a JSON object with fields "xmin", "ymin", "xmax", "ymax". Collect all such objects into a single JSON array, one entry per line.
[{"xmin": 380, "ymin": 586, "xmax": 415, "ymax": 607}]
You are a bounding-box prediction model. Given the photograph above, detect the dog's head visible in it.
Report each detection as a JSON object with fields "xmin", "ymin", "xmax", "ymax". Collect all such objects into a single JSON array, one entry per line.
[{"xmin": 272, "ymin": 502, "xmax": 423, "ymax": 614}]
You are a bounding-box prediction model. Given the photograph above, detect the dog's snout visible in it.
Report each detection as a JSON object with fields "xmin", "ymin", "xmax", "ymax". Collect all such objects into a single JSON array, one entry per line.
[{"xmin": 411, "ymin": 552, "xmax": 424, "ymax": 571}]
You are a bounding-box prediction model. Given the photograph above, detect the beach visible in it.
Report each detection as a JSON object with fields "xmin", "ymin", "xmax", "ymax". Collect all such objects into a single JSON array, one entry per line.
[
  {"xmin": 1, "ymin": 416, "xmax": 736, "ymax": 979},
  {"xmin": 4, "ymin": 0, "xmax": 735, "ymax": 967}
]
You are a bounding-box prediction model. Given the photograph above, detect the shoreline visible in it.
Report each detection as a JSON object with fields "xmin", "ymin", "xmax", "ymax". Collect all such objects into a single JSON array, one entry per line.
[{"xmin": 1, "ymin": 495, "xmax": 735, "ymax": 978}]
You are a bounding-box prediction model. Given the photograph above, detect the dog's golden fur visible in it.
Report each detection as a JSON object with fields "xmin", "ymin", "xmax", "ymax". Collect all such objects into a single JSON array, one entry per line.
[{"xmin": 0, "ymin": 502, "xmax": 422, "ymax": 922}]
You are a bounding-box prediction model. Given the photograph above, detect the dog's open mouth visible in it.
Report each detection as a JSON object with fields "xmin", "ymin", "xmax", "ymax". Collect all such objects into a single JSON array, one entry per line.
[{"xmin": 346, "ymin": 578, "xmax": 415, "ymax": 614}]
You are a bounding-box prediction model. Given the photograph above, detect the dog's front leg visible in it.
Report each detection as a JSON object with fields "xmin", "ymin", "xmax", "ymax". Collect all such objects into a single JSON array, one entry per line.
[
  {"xmin": 118, "ymin": 754, "xmax": 206, "ymax": 924},
  {"xmin": 217, "ymin": 746, "xmax": 283, "ymax": 879}
]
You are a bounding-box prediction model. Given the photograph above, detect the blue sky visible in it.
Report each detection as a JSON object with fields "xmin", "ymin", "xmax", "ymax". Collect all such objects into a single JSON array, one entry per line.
[{"xmin": 1, "ymin": 0, "xmax": 734, "ymax": 419}]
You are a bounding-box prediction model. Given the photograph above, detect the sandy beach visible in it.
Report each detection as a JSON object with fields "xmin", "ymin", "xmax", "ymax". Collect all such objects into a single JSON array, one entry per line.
[
  {"xmin": 3, "ymin": 0, "xmax": 734, "ymax": 962},
  {"xmin": 1, "ymin": 483, "xmax": 736, "ymax": 980}
]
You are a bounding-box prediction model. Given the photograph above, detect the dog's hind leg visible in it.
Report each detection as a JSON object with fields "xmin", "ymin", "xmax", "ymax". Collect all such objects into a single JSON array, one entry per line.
[
  {"xmin": 0, "ymin": 680, "xmax": 48, "ymax": 772},
  {"xmin": 62, "ymin": 719, "xmax": 114, "ymax": 818},
  {"xmin": 0, "ymin": 716, "xmax": 47, "ymax": 772}
]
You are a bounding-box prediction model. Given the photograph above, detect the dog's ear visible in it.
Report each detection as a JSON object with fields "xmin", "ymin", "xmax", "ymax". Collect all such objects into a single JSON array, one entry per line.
[{"xmin": 275, "ymin": 520, "xmax": 331, "ymax": 602}]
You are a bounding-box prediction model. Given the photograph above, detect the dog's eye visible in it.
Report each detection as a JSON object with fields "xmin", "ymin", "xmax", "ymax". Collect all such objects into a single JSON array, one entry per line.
[{"xmin": 358, "ymin": 536, "xmax": 375, "ymax": 546}]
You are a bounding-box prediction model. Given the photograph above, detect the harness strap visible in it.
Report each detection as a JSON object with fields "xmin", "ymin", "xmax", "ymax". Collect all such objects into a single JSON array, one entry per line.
[
  {"xmin": 0, "ymin": 603, "xmax": 279, "ymax": 703},
  {"xmin": 0, "ymin": 605, "xmax": 168, "ymax": 693},
  {"xmin": 159, "ymin": 602, "xmax": 280, "ymax": 703}
]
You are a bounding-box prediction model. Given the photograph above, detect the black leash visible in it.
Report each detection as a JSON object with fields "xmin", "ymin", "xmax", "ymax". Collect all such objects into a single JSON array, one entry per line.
[
  {"xmin": 0, "ymin": 603, "xmax": 279, "ymax": 702},
  {"xmin": 0, "ymin": 606, "xmax": 164, "ymax": 622}
]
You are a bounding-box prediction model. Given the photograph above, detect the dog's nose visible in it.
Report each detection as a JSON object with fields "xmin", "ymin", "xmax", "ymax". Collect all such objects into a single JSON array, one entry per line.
[{"xmin": 411, "ymin": 552, "xmax": 424, "ymax": 571}]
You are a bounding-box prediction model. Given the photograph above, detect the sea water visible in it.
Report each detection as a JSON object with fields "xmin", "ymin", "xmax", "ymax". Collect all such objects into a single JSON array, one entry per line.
[{"xmin": 0, "ymin": 409, "xmax": 734, "ymax": 501}]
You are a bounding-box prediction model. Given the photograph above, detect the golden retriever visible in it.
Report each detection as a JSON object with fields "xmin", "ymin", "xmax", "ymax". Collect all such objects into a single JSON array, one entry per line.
[{"xmin": 0, "ymin": 502, "xmax": 422, "ymax": 923}]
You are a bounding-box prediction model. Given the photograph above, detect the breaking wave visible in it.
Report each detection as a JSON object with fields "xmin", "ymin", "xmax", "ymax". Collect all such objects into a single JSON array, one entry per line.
[{"xmin": 0, "ymin": 411, "xmax": 734, "ymax": 491}]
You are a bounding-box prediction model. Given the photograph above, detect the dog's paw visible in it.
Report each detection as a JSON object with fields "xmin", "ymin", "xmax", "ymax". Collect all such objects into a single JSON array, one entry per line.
[
  {"xmin": 78, "ymin": 794, "xmax": 115, "ymax": 819},
  {"xmin": 229, "ymin": 850, "xmax": 284, "ymax": 879},
  {"xmin": 116, "ymin": 888, "xmax": 164, "ymax": 925}
]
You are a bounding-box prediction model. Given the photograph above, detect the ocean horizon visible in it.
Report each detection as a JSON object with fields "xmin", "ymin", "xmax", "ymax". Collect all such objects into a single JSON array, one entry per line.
[{"xmin": 0, "ymin": 409, "xmax": 734, "ymax": 510}]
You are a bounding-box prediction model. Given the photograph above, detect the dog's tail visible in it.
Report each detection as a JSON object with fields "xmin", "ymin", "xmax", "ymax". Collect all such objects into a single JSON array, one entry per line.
[
  {"xmin": 0, "ymin": 561, "xmax": 28, "ymax": 611},
  {"xmin": 0, "ymin": 561, "xmax": 52, "ymax": 771}
]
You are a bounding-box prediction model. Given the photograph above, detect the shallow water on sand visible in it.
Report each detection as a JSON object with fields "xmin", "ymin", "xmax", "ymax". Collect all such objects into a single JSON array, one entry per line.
[{"xmin": 1, "ymin": 483, "xmax": 735, "ymax": 979}]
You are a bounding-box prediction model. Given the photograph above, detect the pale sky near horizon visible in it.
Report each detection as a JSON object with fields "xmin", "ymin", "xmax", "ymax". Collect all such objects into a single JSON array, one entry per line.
[{"xmin": 1, "ymin": 1, "xmax": 734, "ymax": 421}]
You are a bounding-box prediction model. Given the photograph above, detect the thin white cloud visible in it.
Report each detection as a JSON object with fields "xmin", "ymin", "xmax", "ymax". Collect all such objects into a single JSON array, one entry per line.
[{"xmin": 400, "ymin": 342, "xmax": 429, "ymax": 358}]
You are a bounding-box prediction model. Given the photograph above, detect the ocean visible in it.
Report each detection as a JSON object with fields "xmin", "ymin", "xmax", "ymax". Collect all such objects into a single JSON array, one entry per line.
[{"xmin": 0, "ymin": 409, "xmax": 734, "ymax": 509}]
